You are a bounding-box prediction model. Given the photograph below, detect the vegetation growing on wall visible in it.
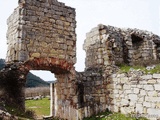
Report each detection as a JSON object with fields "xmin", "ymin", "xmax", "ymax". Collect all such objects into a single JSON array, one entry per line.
[
  {"xmin": 118, "ymin": 64, "xmax": 160, "ymax": 74},
  {"xmin": 83, "ymin": 110, "xmax": 148, "ymax": 120}
]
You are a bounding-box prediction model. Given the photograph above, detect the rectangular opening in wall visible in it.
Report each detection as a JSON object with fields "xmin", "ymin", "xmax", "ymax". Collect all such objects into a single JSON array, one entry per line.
[
  {"xmin": 25, "ymin": 70, "xmax": 56, "ymax": 119},
  {"xmin": 131, "ymin": 34, "xmax": 143, "ymax": 45},
  {"xmin": 131, "ymin": 34, "xmax": 144, "ymax": 65}
]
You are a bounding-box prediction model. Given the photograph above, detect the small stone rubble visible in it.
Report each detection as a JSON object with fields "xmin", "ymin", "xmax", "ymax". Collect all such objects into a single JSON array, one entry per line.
[{"xmin": 0, "ymin": 109, "xmax": 18, "ymax": 120}]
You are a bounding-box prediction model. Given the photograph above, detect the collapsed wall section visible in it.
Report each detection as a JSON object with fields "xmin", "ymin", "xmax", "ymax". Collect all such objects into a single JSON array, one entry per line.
[
  {"xmin": 83, "ymin": 24, "xmax": 160, "ymax": 119},
  {"xmin": 83, "ymin": 24, "xmax": 160, "ymax": 67}
]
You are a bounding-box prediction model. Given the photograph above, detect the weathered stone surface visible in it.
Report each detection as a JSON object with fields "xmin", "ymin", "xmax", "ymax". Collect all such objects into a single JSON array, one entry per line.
[
  {"xmin": 6, "ymin": 0, "xmax": 76, "ymax": 68},
  {"xmin": 133, "ymin": 88, "xmax": 139, "ymax": 94},
  {"xmin": 147, "ymin": 108, "xmax": 160, "ymax": 116},
  {"xmin": 147, "ymin": 79, "xmax": 157, "ymax": 84},
  {"xmin": 154, "ymin": 84, "xmax": 160, "ymax": 90},
  {"xmin": 153, "ymin": 74, "xmax": 160, "ymax": 79},
  {"xmin": 4, "ymin": 3, "xmax": 160, "ymax": 119},
  {"xmin": 144, "ymin": 85, "xmax": 154, "ymax": 90},
  {"xmin": 121, "ymin": 99, "xmax": 129, "ymax": 106},
  {"xmin": 136, "ymin": 104, "xmax": 143, "ymax": 114},
  {"xmin": 129, "ymin": 94, "xmax": 138, "ymax": 101},
  {"xmin": 141, "ymin": 75, "xmax": 153, "ymax": 79},
  {"xmin": 84, "ymin": 24, "xmax": 160, "ymax": 68}
]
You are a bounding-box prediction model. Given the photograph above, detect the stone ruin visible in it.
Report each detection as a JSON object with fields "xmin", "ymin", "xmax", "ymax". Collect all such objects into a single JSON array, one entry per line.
[{"xmin": 0, "ymin": 0, "xmax": 160, "ymax": 120}]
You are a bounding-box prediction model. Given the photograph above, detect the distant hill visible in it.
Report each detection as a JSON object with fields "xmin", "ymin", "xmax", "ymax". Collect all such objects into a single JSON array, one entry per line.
[
  {"xmin": 26, "ymin": 72, "xmax": 49, "ymax": 87},
  {"xmin": 0, "ymin": 59, "xmax": 5, "ymax": 70},
  {"xmin": 0, "ymin": 59, "xmax": 49, "ymax": 88},
  {"xmin": 46, "ymin": 81, "xmax": 57, "ymax": 84}
]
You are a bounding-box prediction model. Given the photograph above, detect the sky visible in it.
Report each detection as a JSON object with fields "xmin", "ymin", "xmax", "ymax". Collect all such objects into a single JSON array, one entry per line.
[{"xmin": 0, "ymin": 0, "xmax": 160, "ymax": 81}]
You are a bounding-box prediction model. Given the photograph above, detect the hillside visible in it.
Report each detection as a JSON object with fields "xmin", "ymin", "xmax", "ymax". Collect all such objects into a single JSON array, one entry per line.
[
  {"xmin": 0, "ymin": 59, "xmax": 49, "ymax": 87},
  {"xmin": 26, "ymin": 72, "xmax": 49, "ymax": 87},
  {"xmin": 0, "ymin": 59, "xmax": 5, "ymax": 70}
]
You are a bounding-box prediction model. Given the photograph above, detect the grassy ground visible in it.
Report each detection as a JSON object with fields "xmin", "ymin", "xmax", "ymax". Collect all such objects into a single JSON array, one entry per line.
[
  {"xmin": 25, "ymin": 97, "xmax": 50, "ymax": 117},
  {"xmin": 118, "ymin": 64, "xmax": 160, "ymax": 74},
  {"xmin": 83, "ymin": 110, "xmax": 148, "ymax": 120},
  {"xmin": 24, "ymin": 99, "xmax": 148, "ymax": 120}
]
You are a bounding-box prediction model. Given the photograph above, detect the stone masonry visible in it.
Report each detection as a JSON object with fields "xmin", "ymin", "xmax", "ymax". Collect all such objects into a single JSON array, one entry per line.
[
  {"xmin": 2, "ymin": 0, "xmax": 160, "ymax": 120},
  {"xmin": 108, "ymin": 71, "xmax": 160, "ymax": 120},
  {"xmin": 4, "ymin": 0, "xmax": 79, "ymax": 120},
  {"xmin": 84, "ymin": 24, "xmax": 160, "ymax": 67},
  {"xmin": 6, "ymin": 0, "xmax": 76, "ymax": 73},
  {"xmin": 83, "ymin": 24, "xmax": 160, "ymax": 120}
]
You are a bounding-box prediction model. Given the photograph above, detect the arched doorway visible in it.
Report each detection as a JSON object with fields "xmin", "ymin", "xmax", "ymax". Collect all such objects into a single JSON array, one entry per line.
[{"xmin": 25, "ymin": 70, "xmax": 55, "ymax": 118}]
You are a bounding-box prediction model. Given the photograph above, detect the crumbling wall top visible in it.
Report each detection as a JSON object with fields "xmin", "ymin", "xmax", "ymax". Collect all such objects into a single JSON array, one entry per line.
[
  {"xmin": 83, "ymin": 24, "xmax": 160, "ymax": 69},
  {"xmin": 6, "ymin": 0, "xmax": 76, "ymax": 73}
]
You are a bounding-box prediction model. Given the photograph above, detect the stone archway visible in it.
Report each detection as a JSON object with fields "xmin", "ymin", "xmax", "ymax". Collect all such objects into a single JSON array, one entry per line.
[{"xmin": 3, "ymin": 0, "xmax": 78, "ymax": 119}]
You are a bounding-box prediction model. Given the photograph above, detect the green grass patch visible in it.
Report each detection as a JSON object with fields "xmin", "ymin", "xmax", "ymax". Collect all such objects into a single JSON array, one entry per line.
[
  {"xmin": 118, "ymin": 64, "xmax": 160, "ymax": 74},
  {"xmin": 25, "ymin": 97, "xmax": 50, "ymax": 117},
  {"xmin": 0, "ymin": 104, "xmax": 35, "ymax": 119}
]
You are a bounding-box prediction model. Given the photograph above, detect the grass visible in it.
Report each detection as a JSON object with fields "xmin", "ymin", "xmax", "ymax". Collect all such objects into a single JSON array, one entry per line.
[
  {"xmin": 2, "ymin": 99, "xmax": 148, "ymax": 120},
  {"xmin": 25, "ymin": 97, "xmax": 50, "ymax": 117},
  {"xmin": 83, "ymin": 111, "xmax": 148, "ymax": 120},
  {"xmin": 118, "ymin": 64, "xmax": 160, "ymax": 74},
  {"xmin": 0, "ymin": 104, "xmax": 35, "ymax": 119}
]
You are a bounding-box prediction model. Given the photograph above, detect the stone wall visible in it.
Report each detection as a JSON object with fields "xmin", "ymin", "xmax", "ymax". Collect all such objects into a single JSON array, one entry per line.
[
  {"xmin": 0, "ymin": 63, "xmax": 27, "ymax": 111},
  {"xmin": 5, "ymin": 0, "xmax": 78, "ymax": 120},
  {"xmin": 76, "ymin": 68, "xmax": 106, "ymax": 118},
  {"xmin": 83, "ymin": 24, "xmax": 160, "ymax": 120},
  {"xmin": 6, "ymin": 7, "xmax": 20, "ymax": 62},
  {"xmin": 6, "ymin": 0, "xmax": 76, "ymax": 73},
  {"xmin": 84, "ymin": 24, "xmax": 160, "ymax": 67},
  {"xmin": 107, "ymin": 70, "xmax": 160, "ymax": 120},
  {"xmin": 4, "ymin": 0, "xmax": 160, "ymax": 119}
]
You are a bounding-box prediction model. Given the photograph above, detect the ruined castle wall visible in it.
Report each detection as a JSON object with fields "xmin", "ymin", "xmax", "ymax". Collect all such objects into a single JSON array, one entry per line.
[
  {"xmin": 76, "ymin": 69, "xmax": 106, "ymax": 118},
  {"xmin": 5, "ymin": 1, "xmax": 78, "ymax": 120},
  {"xmin": 6, "ymin": 7, "xmax": 21, "ymax": 62},
  {"xmin": 83, "ymin": 25, "xmax": 160, "ymax": 119},
  {"xmin": 107, "ymin": 71, "xmax": 160, "ymax": 119},
  {"xmin": 84, "ymin": 24, "xmax": 160, "ymax": 67},
  {"xmin": 6, "ymin": 0, "xmax": 76, "ymax": 72},
  {"xmin": 83, "ymin": 26, "xmax": 104, "ymax": 69},
  {"xmin": 53, "ymin": 69, "xmax": 82, "ymax": 120}
]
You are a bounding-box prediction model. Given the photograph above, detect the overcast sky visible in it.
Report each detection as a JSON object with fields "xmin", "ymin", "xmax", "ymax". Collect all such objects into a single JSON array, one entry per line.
[{"xmin": 0, "ymin": 0, "xmax": 160, "ymax": 81}]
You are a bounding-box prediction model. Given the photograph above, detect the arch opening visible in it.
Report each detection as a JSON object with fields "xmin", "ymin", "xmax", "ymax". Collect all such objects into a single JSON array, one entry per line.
[{"xmin": 25, "ymin": 70, "xmax": 56, "ymax": 118}]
